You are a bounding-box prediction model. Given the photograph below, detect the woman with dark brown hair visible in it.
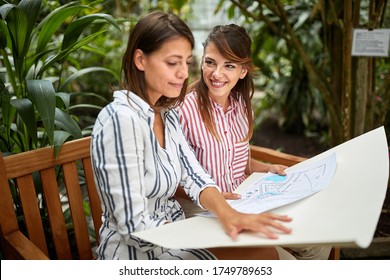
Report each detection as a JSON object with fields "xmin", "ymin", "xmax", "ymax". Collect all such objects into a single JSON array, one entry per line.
[{"xmin": 91, "ymin": 12, "xmax": 291, "ymax": 260}]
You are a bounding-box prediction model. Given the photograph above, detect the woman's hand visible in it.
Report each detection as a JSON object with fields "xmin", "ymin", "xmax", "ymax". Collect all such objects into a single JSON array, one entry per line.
[
  {"xmin": 199, "ymin": 187, "xmax": 292, "ymax": 240},
  {"xmin": 218, "ymin": 209, "xmax": 292, "ymax": 240},
  {"xmin": 221, "ymin": 192, "xmax": 241, "ymax": 200},
  {"xmin": 269, "ymin": 164, "xmax": 288, "ymax": 175}
]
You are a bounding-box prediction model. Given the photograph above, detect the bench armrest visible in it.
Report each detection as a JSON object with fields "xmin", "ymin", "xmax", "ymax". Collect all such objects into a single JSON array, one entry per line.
[
  {"xmin": 250, "ymin": 145, "xmax": 307, "ymax": 166},
  {"xmin": 2, "ymin": 231, "xmax": 49, "ymax": 260}
]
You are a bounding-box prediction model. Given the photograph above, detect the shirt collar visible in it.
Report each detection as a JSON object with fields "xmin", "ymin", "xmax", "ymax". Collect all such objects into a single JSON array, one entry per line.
[
  {"xmin": 114, "ymin": 90, "xmax": 154, "ymax": 117},
  {"xmin": 209, "ymin": 93, "xmax": 240, "ymax": 113}
]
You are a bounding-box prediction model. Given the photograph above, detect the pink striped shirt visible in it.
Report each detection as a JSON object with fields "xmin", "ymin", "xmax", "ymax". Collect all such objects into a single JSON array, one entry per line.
[{"xmin": 177, "ymin": 91, "xmax": 250, "ymax": 192}]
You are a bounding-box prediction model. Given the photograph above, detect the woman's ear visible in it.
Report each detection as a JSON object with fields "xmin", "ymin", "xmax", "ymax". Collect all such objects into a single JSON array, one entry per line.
[
  {"xmin": 134, "ymin": 49, "xmax": 145, "ymax": 71},
  {"xmin": 240, "ymin": 68, "xmax": 248, "ymax": 79}
]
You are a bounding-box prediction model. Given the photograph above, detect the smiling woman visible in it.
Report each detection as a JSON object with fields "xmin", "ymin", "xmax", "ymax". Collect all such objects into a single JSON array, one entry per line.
[
  {"xmin": 90, "ymin": 11, "xmax": 292, "ymax": 260},
  {"xmin": 201, "ymin": 42, "xmax": 248, "ymax": 110},
  {"xmin": 177, "ymin": 24, "xmax": 287, "ymax": 194}
]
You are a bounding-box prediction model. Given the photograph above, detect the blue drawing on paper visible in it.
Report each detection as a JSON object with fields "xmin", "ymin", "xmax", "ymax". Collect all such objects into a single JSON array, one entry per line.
[
  {"xmin": 264, "ymin": 175, "xmax": 286, "ymax": 183},
  {"xmin": 227, "ymin": 153, "xmax": 337, "ymax": 214}
]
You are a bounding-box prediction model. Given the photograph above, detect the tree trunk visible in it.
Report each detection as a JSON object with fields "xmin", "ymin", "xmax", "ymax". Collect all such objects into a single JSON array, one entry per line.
[
  {"xmin": 353, "ymin": 57, "xmax": 370, "ymax": 136},
  {"xmin": 342, "ymin": 0, "xmax": 353, "ymax": 141}
]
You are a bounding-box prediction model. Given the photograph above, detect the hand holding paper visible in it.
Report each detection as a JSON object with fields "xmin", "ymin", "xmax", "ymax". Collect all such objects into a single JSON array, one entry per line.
[{"xmin": 198, "ymin": 187, "xmax": 293, "ymax": 240}]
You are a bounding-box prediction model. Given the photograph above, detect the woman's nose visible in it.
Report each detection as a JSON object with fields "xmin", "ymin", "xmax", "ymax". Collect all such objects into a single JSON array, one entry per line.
[
  {"xmin": 177, "ymin": 64, "xmax": 189, "ymax": 79},
  {"xmin": 212, "ymin": 67, "xmax": 224, "ymax": 79}
]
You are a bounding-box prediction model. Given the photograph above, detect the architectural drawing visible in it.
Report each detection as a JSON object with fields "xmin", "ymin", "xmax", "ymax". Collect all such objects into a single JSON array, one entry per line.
[{"xmin": 228, "ymin": 152, "xmax": 337, "ymax": 214}]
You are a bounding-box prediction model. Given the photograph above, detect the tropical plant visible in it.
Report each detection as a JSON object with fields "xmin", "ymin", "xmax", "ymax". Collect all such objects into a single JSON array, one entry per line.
[
  {"xmin": 208, "ymin": 0, "xmax": 389, "ymax": 147},
  {"xmin": 0, "ymin": 0, "xmax": 120, "ymax": 155},
  {"xmin": 0, "ymin": 0, "xmax": 121, "ymax": 258},
  {"xmin": 247, "ymin": 1, "xmax": 327, "ymax": 137}
]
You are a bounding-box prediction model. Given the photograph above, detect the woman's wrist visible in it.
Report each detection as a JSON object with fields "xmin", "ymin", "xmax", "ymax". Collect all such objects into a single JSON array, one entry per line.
[
  {"xmin": 201, "ymin": 187, "xmax": 238, "ymax": 218},
  {"xmin": 215, "ymin": 204, "xmax": 239, "ymax": 221}
]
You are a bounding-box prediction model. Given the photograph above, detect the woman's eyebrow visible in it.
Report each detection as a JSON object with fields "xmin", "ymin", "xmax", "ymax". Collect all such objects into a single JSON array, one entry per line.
[
  {"xmin": 204, "ymin": 56, "xmax": 236, "ymax": 64},
  {"xmin": 168, "ymin": 54, "xmax": 193, "ymax": 59},
  {"xmin": 204, "ymin": 56, "xmax": 215, "ymax": 61}
]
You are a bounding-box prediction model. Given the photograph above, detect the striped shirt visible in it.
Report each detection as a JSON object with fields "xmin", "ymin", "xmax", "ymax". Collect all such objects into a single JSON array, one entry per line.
[
  {"xmin": 90, "ymin": 90, "xmax": 218, "ymax": 260},
  {"xmin": 177, "ymin": 91, "xmax": 250, "ymax": 193}
]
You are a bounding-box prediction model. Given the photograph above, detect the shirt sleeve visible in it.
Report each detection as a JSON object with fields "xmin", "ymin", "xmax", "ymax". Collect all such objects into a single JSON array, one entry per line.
[
  {"xmin": 170, "ymin": 110, "xmax": 221, "ymax": 208},
  {"xmin": 91, "ymin": 108, "xmax": 166, "ymax": 250},
  {"xmin": 177, "ymin": 95, "xmax": 196, "ymax": 150}
]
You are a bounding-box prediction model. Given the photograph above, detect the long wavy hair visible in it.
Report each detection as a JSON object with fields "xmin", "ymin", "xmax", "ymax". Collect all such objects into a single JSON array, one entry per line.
[
  {"xmin": 122, "ymin": 11, "xmax": 194, "ymax": 109},
  {"xmin": 189, "ymin": 24, "xmax": 256, "ymax": 141}
]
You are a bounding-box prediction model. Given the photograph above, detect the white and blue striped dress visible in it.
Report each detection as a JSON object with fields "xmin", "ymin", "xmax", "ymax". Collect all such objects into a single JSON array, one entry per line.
[{"xmin": 91, "ymin": 90, "xmax": 219, "ymax": 260}]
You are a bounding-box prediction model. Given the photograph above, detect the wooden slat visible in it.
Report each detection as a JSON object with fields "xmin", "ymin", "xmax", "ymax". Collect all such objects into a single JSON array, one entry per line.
[
  {"xmin": 3, "ymin": 231, "xmax": 49, "ymax": 260},
  {"xmin": 17, "ymin": 175, "xmax": 49, "ymax": 256},
  {"xmin": 82, "ymin": 157, "xmax": 102, "ymax": 243},
  {"xmin": 0, "ymin": 137, "xmax": 101, "ymax": 260},
  {"xmin": 3, "ymin": 137, "xmax": 91, "ymax": 179},
  {"xmin": 0, "ymin": 153, "xmax": 19, "ymax": 235},
  {"xmin": 40, "ymin": 168, "xmax": 72, "ymax": 260},
  {"xmin": 250, "ymin": 145, "xmax": 307, "ymax": 166},
  {"xmin": 62, "ymin": 161, "xmax": 93, "ymax": 260},
  {"xmin": 329, "ymin": 247, "xmax": 340, "ymax": 260}
]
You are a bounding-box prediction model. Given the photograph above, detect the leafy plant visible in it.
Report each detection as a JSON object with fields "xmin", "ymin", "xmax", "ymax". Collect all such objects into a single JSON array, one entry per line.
[
  {"xmin": 216, "ymin": 0, "xmax": 389, "ymax": 146},
  {"xmin": 0, "ymin": 0, "xmax": 120, "ymax": 259},
  {"xmin": 0, "ymin": 0, "xmax": 120, "ymax": 154}
]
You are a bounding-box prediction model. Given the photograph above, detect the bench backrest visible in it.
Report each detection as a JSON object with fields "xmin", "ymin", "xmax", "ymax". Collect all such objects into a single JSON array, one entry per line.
[{"xmin": 0, "ymin": 137, "xmax": 102, "ymax": 259}]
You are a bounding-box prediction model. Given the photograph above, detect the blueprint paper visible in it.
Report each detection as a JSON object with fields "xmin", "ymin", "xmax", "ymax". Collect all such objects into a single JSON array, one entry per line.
[
  {"xmin": 132, "ymin": 127, "xmax": 389, "ymax": 249},
  {"xmin": 196, "ymin": 153, "xmax": 336, "ymax": 217},
  {"xmin": 229, "ymin": 153, "xmax": 337, "ymax": 214}
]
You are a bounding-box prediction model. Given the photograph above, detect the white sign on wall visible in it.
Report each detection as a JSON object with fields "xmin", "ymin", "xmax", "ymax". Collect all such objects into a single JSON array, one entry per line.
[{"xmin": 352, "ymin": 29, "xmax": 390, "ymax": 57}]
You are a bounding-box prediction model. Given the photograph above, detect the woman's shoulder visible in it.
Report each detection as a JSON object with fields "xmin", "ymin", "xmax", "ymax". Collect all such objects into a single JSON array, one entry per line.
[
  {"xmin": 180, "ymin": 91, "xmax": 198, "ymax": 110},
  {"xmin": 98, "ymin": 91, "xmax": 147, "ymax": 122}
]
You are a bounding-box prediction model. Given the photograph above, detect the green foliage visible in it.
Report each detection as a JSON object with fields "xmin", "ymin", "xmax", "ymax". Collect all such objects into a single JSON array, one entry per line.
[
  {"xmin": 216, "ymin": 0, "xmax": 390, "ymax": 146},
  {"xmin": 220, "ymin": 1, "xmax": 327, "ymax": 136},
  {"xmin": 0, "ymin": 0, "xmax": 122, "ymax": 259},
  {"xmin": 0, "ymin": 0, "xmax": 120, "ymax": 154}
]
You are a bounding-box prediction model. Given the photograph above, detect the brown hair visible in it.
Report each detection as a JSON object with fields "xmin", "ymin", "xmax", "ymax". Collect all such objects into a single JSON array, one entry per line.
[
  {"xmin": 122, "ymin": 11, "xmax": 194, "ymax": 109},
  {"xmin": 190, "ymin": 24, "xmax": 256, "ymax": 141}
]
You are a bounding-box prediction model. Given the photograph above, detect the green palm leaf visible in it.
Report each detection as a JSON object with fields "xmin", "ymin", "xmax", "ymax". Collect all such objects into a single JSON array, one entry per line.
[
  {"xmin": 37, "ymin": 30, "xmax": 107, "ymax": 77},
  {"xmin": 62, "ymin": 13, "xmax": 120, "ymax": 51},
  {"xmin": 27, "ymin": 80, "xmax": 56, "ymax": 144},
  {"xmin": 53, "ymin": 130, "xmax": 73, "ymax": 157},
  {"xmin": 54, "ymin": 108, "xmax": 82, "ymax": 139},
  {"xmin": 35, "ymin": 3, "xmax": 89, "ymax": 54},
  {"xmin": 59, "ymin": 67, "xmax": 120, "ymax": 92},
  {"xmin": 18, "ymin": 0, "xmax": 41, "ymax": 53},
  {"xmin": 10, "ymin": 98, "xmax": 37, "ymax": 144}
]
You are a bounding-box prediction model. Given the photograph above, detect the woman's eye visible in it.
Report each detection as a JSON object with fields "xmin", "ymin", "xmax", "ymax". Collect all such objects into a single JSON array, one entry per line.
[
  {"xmin": 226, "ymin": 64, "xmax": 236, "ymax": 69},
  {"xmin": 167, "ymin": 62, "xmax": 177, "ymax": 66},
  {"xmin": 204, "ymin": 60, "xmax": 214, "ymax": 66}
]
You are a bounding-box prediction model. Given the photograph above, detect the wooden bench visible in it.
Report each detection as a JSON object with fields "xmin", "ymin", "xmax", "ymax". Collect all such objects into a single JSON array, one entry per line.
[
  {"xmin": 0, "ymin": 136, "xmax": 339, "ymax": 260},
  {"xmin": 0, "ymin": 137, "xmax": 102, "ymax": 260}
]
